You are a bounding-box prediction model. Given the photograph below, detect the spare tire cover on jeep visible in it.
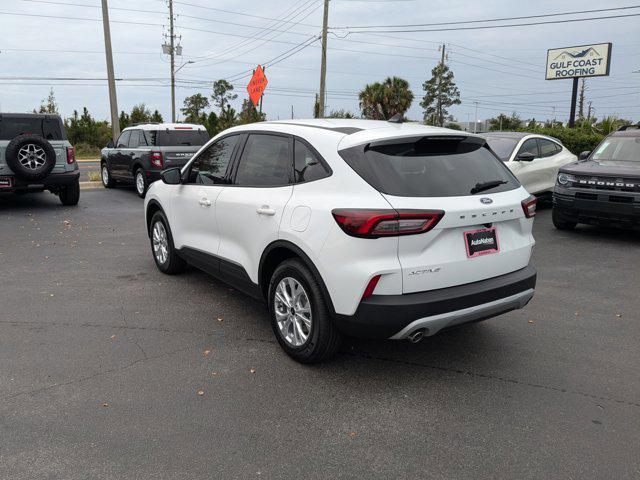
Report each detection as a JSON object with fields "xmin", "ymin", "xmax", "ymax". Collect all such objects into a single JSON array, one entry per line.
[{"xmin": 5, "ymin": 134, "xmax": 57, "ymax": 181}]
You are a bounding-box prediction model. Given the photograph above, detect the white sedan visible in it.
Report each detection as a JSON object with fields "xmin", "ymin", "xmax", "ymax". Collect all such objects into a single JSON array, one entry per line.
[{"xmin": 483, "ymin": 132, "xmax": 577, "ymax": 197}]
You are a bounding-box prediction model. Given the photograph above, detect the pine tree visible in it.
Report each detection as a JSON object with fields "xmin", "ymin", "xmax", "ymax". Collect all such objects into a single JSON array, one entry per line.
[{"xmin": 420, "ymin": 63, "xmax": 461, "ymax": 126}]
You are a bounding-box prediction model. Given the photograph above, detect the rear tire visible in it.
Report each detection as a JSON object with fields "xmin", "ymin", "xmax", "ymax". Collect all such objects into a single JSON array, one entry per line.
[
  {"xmin": 268, "ymin": 259, "xmax": 342, "ymax": 363},
  {"xmin": 552, "ymin": 207, "xmax": 577, "ymax": 230},
  {"xmin": 59, "ymin": 181, "xmax": 80, "ymax": 206},
  {"xmin": 135, "ymin": 168, "xmax": 148, "ymax": 198},
  {"xmin": 149, "ymin": 211, "xmax": 186, "ymax": 274},
  {"xmin": 101, "ymin": 162, "xmax": 117, "ymax": 188}
]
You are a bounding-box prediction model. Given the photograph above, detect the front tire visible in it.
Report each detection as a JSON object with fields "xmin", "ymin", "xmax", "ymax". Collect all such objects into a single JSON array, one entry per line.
[
  {"xmin": 101, "ymin": 162, "xmax": 117, "ymax": 188},
  {"xmin": 149, "ymin": 211, "xmax": 186, "ymax": 274},
  {"xmin": 552, "ymin": 207, "xmax": 577, "ymax": 230},
  {"xmin": 135, "ymin": 168, "xmax": 148, "ymax": 198},
  {"xmin": 59, "ymin": 181, "xmax": 80, "ymax": 206},
  {"xmin": 268, "ymin": 259, "xmax": 342, "ymax": 363}
]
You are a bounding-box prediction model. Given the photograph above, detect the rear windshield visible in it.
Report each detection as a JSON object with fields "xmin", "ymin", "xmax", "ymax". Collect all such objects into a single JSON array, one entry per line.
[
  {"xmin": 145, "ymin": 129, "xmax": 209, "ymax": 147},
  {"xmin": 0, "ymin": 116, "xmax": 65, "ymax": 141},
  {"xmin": 484, "ymin": 136, "xmax": 519, "ymax": 161},
  {"xmin": 339, "ymin": 136, "xmax": 520, "ymax": 197}
]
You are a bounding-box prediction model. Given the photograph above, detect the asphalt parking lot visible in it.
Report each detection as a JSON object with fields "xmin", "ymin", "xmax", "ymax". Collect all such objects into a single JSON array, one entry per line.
[{"xmin": 1, "ymin": 187, "xmax": 639, "ymax": 479}]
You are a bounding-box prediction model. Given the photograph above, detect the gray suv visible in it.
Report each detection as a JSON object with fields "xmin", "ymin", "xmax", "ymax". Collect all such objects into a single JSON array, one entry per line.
[
  {"xmin": 101, "ymin": 123, "xmax": 210, "ymax": 197},
  {"xmin": 0, "ymin": 113, "xmax": 80, "ymax": 205}
]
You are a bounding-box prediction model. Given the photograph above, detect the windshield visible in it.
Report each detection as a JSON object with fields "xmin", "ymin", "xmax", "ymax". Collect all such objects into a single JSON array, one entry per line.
[
  {"xmin": 591, "ymin": 136, "xmax": 640, "ymax": 163},
  {"xmin": 145, "ymin": 129, "xmax": 209, "ymax": 147},
  {"xmin": 339, "ymin": 136, "xmax": 520, "ymax": 197},
  {"xmin": 484, "ymin": 137, "xmax": 519, "ymax": 161}
]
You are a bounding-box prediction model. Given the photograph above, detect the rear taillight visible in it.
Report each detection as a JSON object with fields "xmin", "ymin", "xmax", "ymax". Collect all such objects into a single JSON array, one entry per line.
[
  {"xmin": 521, "ymin": 195, "xmax": 537, "ymax": 218},
  {"xmin": 332, "ymin": 209, "xmax": 444, "ymax": 238},
  {"xmin": 66, "ymin": 146, "xmax": 76, "ymax": 164},
  {"xmin": 150, "ymin": 151, "xmax": 163, "ymax": 168}
]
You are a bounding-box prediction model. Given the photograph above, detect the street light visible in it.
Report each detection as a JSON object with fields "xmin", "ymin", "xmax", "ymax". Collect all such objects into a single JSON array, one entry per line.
[{"xmin": 175, "ymin": 60, "xmax": 194, "ymax": 75}]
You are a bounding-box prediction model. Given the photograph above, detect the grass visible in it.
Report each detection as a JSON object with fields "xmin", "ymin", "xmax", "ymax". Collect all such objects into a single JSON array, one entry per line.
[{"xmin": 87, "ymin": 171, "xmax": 101, "ymax": 182}]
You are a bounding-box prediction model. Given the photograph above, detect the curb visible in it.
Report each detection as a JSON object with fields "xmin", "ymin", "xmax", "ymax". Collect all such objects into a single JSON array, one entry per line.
[{"xmin": 80, "ymin": 181, "xmax": 103, "ymax": 190}]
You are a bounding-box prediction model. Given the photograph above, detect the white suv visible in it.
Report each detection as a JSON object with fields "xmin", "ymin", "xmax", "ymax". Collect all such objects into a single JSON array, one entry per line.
[{"xmin": 144, "ymin": 119, "xmax": 537, "ymax": 363}]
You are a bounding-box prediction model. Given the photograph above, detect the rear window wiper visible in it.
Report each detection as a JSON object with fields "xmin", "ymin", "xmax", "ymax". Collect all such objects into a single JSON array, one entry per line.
[{"xmin": 470, "ymin": 180, "xmax": 507, "ymax": 194}]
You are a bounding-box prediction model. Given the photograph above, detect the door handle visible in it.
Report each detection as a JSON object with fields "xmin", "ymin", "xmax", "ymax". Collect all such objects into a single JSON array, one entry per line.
[
  {"xmin": 256, "ymin": 205, "xmax": 276, "ymax": 216},
  {"xmin": 199, "ymin": 197, "xmax": 211, "ymax": 207}
]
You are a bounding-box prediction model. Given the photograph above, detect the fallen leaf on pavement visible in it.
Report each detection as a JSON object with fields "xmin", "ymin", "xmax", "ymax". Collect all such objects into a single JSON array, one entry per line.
[
  {"xmin": 616, "ymin": 314, "xmax": 622, "ymax": 318},
  {"xmin": 528, "ymin": 320, "xmax": 535, "ymax": 324},
  {"xmin": 347, "ymin": 431, "xmax": 357, "ymax": 438},
  {"xmin": 203, "ymin": 349, "xmax": 211, "ymax": 357},
  {"xmin": 217, "ymin": 316, "xmax": 224, "ymax": 322},
  {"xmin": 212, "ymin": 371, "xmax": 219, "ymax": 376},
  {"xmin": 250, "ymin": 368, "xmax": 256, "ymax": 374},
  {"xmin": 101, "ymin": 402, "xmax": 109, "ymax": 408},
  {"xmin": 196, "ymin": 389, "xmax": 204, "ymax": 396},
  {"xmin": 110, "ymin": 335, "xmax": 117, "ymax": 340}
]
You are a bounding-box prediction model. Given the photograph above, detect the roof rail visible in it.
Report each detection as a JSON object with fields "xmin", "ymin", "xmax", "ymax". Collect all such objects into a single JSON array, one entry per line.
[
  {"xmin": 130, "ymin": 122, "xmax": 161, "ymax": 127},
  {"xmin": 617, "ymin": 122, "xmax": 640, "ymax": 131}
]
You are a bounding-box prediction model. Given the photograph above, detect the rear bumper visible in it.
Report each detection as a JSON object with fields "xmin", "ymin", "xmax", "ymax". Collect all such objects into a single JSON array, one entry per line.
[
  {"xmin": 553, "ymin": 186, "xmax": 640, "ymax": 227},
  {"xmin": 0, "ymin": 171, "xmax": 80, "ymax": 192},
  {"xmin": 334, "ymin": 265, "xmax": 537, "ymax": 339}
]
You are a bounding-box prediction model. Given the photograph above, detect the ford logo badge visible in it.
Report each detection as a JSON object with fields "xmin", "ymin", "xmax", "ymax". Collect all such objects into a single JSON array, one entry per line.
[{"xmin": 480, "ymin": 198, "xmax": 493, "ymax": 204}]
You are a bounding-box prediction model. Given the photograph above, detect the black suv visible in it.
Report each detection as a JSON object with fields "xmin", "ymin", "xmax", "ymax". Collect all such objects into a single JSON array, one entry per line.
[
  {"xmin": 0, "ymin": 113, "xmax": 79, "ymax": 205},
  {"xmin": 553, "ymin": 123, "xmax": 640, "ymax": 230},
  {"xmin": 101, "ymin": 123, "xmax": 209, "ymax": 197}
]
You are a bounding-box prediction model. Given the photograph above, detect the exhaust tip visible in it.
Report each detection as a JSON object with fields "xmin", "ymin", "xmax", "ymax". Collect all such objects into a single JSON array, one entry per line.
[{"xmin": 407, "ymin": 328, "xmax": 425, "ymax": 343}]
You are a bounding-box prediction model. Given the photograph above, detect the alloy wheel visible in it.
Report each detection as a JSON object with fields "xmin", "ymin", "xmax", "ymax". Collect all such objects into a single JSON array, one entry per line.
[
  {"xmin": 18, "ymin": 144, "xmax": 46, "ymax": 170},
  {"xmin": 274, "ymin": 277, "xmax": 313, "ymax": 347},
  {"xmin": 136, "ymin": 171, "xmax": 145, "ymax": 195},
  {"xmin": 102, "ymin": 166, "xmax": 109, "ymax": 186},
  {"xmin": 152, "ymin": 221, "xmax": 169, "ymax": 265}
]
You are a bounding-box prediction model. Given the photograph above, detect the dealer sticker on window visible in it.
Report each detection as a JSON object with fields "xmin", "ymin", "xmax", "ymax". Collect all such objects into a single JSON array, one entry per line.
[{"xmin": 464, "ymin": 227, "xmax": 499, "ymax": 258}]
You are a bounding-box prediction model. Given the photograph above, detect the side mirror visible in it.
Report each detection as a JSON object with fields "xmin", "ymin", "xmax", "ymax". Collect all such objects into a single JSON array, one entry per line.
[
  {"xmin": 579, "ymin": 150, "xmax": 591, "ymax": 160},
  {"xmin": 106, "ymin": 139, "xmax": 115, "ymax": 148},
  {"xmin": 516, "ymin": 152, "xmax": 535, "ymax": 162},
  {"xmin": 161, "ymin": 167, "xmax": 182, "ymax": 185}
]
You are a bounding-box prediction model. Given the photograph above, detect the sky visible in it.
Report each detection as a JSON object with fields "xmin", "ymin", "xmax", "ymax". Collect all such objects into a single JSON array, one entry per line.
[{"xmin": 0, "ymin": 0, "xmax": 639, "ymax": 125}]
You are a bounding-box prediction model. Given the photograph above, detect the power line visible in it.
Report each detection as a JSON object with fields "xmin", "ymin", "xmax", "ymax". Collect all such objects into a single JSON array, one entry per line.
[
  {"xmin": 332, "ymin": 5, "xmax": 640, "ymax": 29},
  {"xmin": 336, "ymin": 13, "xmax": 640, "ymax": 34}
]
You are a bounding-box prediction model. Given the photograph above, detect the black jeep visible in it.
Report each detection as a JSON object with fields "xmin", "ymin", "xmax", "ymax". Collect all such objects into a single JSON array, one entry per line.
[
  {"xmin": 0, "ymin": 113, "xmax": 80, "ymax": 205},
  {"xmin": 553, "ymin": 123, "xmax": 640, "ymax": 230}
]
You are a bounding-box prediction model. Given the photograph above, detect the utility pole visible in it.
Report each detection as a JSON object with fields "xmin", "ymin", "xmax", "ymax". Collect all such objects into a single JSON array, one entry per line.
[
  {"xmin": 318, "ymin": 0, "xmax": 329, "ymax": 118},
  {"xmin": 473, "ymin": 101, "xmax": 479, "ymax": 133},
  {"xmin": 568, "ymin": 77, "xmax": 579, "ymax": 128},
  {"xmin": 291, "ymin": 105, "xmax": 294, "ymax": 119},
  {"xmin": 587, "ymin": 101, "xmax": 594, "ymax": 122},
  {"xmin": 436, "ymin": 44, "xmax": 446, "ymax": 127},
  {"xmin": 101, "ymin": 0, "xmax": 120, "ymax": 141},
  {"xmin": 168, "ymin": 0, "xmax": 176, "ymax": 123}
]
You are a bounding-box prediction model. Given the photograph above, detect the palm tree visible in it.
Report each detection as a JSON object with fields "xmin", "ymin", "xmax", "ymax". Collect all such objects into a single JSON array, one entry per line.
[{"xmin": 359, "ymin": 77, "xmax": 414, "ymax": 120}]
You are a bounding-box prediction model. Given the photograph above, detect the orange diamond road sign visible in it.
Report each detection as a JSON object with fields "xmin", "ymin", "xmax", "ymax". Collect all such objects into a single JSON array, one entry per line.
[{"xmin": 247, "ymin": 65, "xmax": 268, "ymax": 107}]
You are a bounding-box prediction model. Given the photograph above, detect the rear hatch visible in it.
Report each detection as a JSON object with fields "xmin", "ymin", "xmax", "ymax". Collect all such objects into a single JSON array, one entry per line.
[
  {"xmin": 339, "ymin": 133, "xmax": 534, "ymax": 293},
  {"xmin": 159, "ymin": 145, "xmax": 202, "ymax": 169},
  {"xmin": 145, "ymin": 127, "xmax": 209, "ymax": 168},
  {"xmin": 0, "ymin": 114, "xmax": 71, "ymax": 176}
]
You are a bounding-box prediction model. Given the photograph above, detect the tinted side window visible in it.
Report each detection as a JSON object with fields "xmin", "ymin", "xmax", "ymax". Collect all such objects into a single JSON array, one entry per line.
[
  {"xmin": 538, "ymin": 139, "xmax": 560, "ymax": 158},
  {"xmin": 234, "ymin": 134, "xmax": 292, "ymax": 186},
  {"xmin": 294, "ymin": 139, "xmax": 329, "ymax": 183},
  {"xmin": 518, "ymin": 138, "xmax": 539, "ymax": 158},
  {"xmin": 128, "ymin": 130, "xmax": 141, "ymax": 148},
  {"xmin": 187, "ymin": 135, "xmax": 238, "ymax": 185},
  {"xmin": 116, "ymin": 131, "xmax": 131, "ymax": 148}
]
